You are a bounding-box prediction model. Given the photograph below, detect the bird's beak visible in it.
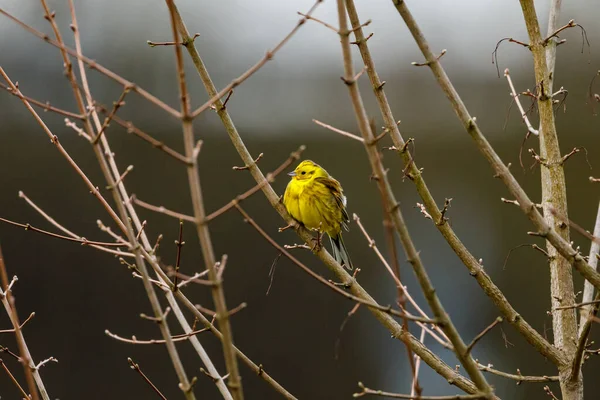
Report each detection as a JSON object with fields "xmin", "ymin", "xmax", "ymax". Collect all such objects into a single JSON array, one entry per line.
[{"xmin": 287, "ymin": 171, "xmax": 297, "ymax": 177}]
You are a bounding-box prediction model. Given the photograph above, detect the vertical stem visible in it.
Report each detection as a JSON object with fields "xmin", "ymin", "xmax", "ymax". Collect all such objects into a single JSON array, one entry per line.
[
  {"xmin": 0, "ymin": 247, "xmax": 42, "ymax": 400},
  {"xmin": 348, "ymin": 0, "xmax": 561, "ymax": 365},
  {"xmin": 519, "ymin": 1, "xmax": 579, "ymax": 398},
  {"xmin": 336, "ymin": 1, "xmax": 493, "ymax": 396},
  {"xmin": 580, "ymin": 203, "xmax": 600, "ymax": 331},
  {"xmin": 165, "ymin": 2, "xmax": 244, "ymax": 399}
]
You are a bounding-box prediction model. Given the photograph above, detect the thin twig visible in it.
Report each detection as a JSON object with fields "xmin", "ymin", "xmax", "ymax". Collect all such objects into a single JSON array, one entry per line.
[
  {"xmin": 313, "ymin": 119, "xmax": 365, "ymax": 142},
  {"xmin": 128, "ymin": 358, "xmax": 168, "ymax": 400},
  {"xmin": 189, "ymin": 0, "xmax": 324, "ymax": 118},
  {"xmin": 0, "ymin": 263, "xmax": 50, "ymax": 399},
  {"xmin": 0, "ymin": 81, "xmax": 84, "ymax": 120},
  {"xmin": 0, "ymin": 247, "xmax": 39, "ymax": 400},
  {"xmin": 95, "ymin": 107, "xmax": 191, "ymax": 164},
  {"xmin": 0, "ymin": 7, "xmax": 180, "ymax": 118},
  {"xmin": 353, "ymin": 382, "xmax": 486, "ymax": 399},
  {"xmin": 0, "ymin": 216, "xmax": 129, "ymax": 248},
  {"xmin": 205, "ymin": 146, "xmax": 305, "ymax": 222},
  {"xmin": 570, "ymin": 294, "xmax": 600, "ymax": 381},
  {"xmin": 353, "ymin": 214, "xmax": 448, "ymax": 342},
  {"xmin": 504, "ymin": 69, "xmax": 539, "ymax": 135},
  {"xmin": 0, "ymin": 359, "xmax": 31, "ymax": 399},
  {"xmin": 465, "ymin": 317, "xmax": 503, "ymax": 354},
  {"xmin": 237, "ymin": 204, "xmax": 437, "ymax": 323},
  {"xmin": 132, "ymin": 196, "xmax": 196, "ymax": 223},
  {"xmin": 477, "ymin": 363, "xmax": 558, "ymax": 384},
  {"xmin": 166, "ymin": 1, "xmax": 242, "ymax": 397},
  {"xmin": 106, "ymin": 327, "xmax": 210, "ymax": 344}
]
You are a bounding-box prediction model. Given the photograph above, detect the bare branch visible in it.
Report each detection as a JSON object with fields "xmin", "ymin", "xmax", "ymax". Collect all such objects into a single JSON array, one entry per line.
[
  {"xmin": 353, "ymin": 382, "xmax": 486, "ymax": 399},
  {"xmin": 189, "ymin": 0, "xmax": 324, "ymax": 118},
  {"xmin": 477, "ymin": 363, "xmax": 558, "ymax": 384},
  {"xmin": 465, "ymin": 317, "xmax": 503, "ymax": 354},
  {"xmin": 128, "ymin": 358, "xmax": 168, "ymax": 400}
]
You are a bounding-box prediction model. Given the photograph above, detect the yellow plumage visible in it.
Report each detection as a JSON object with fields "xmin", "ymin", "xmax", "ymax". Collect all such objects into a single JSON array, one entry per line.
[{"xmin": 283, "ymin": 160, "xmax": 353, "ymax": 269}]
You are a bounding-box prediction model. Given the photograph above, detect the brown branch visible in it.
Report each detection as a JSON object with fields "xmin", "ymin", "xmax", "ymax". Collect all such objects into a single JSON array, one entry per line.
[
  {"xmin": 353, "ymin": 214, "xmax": 448, "ymax": 341},
  {"xmin": 65, "ymin": 1, "xmax": 200, "ymax": 396},
  {"xmin": 95, "ymin": 107, "xmax": 191, "ymax": 165},
  {"xmin": 166, "ymin": 1, "xmax": 242, "ymax": 398},
  {"xmin": 312, "ymin": 119, "xmax": 365, "ymax": 142},
  {"xmin": 128, "ymin": 358, "xmax": 168, "ymax": 400},
  {"xmin": 465, "ymin": 317, "xmax": 503, "ymax": 354},
  {"xmin": 0, "ymin": 216, "xmax": 129, "ymax": 248},
  {"xmin": 233, "ymin": 153, "xmax": 263, "ymax": 171},
  {"xmin": 0, "ymin": 68, "xmax": 128, "ymax": 235},
  {"xmin": 173, "ymin": 1, "xmax": 477, "ymax": 394},
  {"xmin": 147, "ymin": 33, "xmax": 199, "ymax": 47},
  {"xmin": 93, "ymin": 86, "xmax": 131, "ymax": 144},
  {"xmin": 106, "ymin": 327, "xmax": 210, "ymax": 344},
  {"xmin": 338, "ymin": 0, "xmax": 492, "ymax": 394},
  {"xmin": 189, "ymin": 0, "xmax": 323, "ymax": 118},
  {"xmin": 19, "ymin": 191, "xmax": 134, "ymax": 258},
  {"xmin": 172, "ymin": 220, "xmax": 185, "ymax": 291},
  {"xmin": 570, "ymin": 294, "xmax": 600, "ymax": 381},
  {"xmin": 0, "ymin": 81, "xmax": 84, "ymax": 120},
  {"xmin": 347, "ymin": 0, "xmax": 561, "ymax": 366},
  {"xmin": 0, "ymin": 265, "xmax": 50, "ymax": 399},
  {"xmin": 0, "ymin": 359, "xmax": 31, "ymax": 399},
  {"xmin": 353, "ymin": 382, "xmax": 486, "ymax": 399},
  {"xmin": 205, "ymin": 146, "xmax": 305, "ymax": 222},
  {"xmin": 0, "ymin": 7, "xmax": 181, "ymax": 118},
  {"xmin": 517, "ymin": 7, "xmax": 578, "ymax": 394},
  {"xmin": 0, "ymin": 248, "xmax": 39, "ymax": 400},
  {"xmin": 237, "ymin": 202, "xmax": 437, "ymax": 323},
  {"xmin": 132, "ymin": 195, "xmax": 196, "ymax": 223},
  {"xmin": 504, "ymin": 69, "xmax": 539, "ymax": 135},
  {"xmin": 392, "ymin": 0, "xmax": 600, "ymax": 363},
  {"xmin": 0, "ymin": 311, "xmax": 35, "ymax": 334},
  {"xmin": 477, "ymin": 363, "xmax": 559, "ymax": 384},
  {"xmin": 555, "ymin": 300, "xmax": 600, "ymax": 311}
]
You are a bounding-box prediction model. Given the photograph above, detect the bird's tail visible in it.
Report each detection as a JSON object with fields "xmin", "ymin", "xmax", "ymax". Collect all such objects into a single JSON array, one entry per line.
[{"xmin": 330, "ymin": 234, "xmax": 353, "ymax": 270}]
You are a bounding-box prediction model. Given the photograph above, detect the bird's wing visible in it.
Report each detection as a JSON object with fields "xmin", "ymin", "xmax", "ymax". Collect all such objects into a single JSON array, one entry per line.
[{"xmin": 314, "ymin": 176, "xmax": 350, "ymax": 229}]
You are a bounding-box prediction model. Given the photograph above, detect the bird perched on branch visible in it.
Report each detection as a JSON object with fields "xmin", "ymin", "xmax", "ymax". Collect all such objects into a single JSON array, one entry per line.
[{"xmin": 283, "ymin": 160, "xmax": 353, "ymax": 269}]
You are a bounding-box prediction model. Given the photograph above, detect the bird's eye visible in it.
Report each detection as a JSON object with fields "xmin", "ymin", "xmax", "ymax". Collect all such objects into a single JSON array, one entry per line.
[{"xmin": 301, "ymin": 171, "xmax": 306, "ymax": 175}]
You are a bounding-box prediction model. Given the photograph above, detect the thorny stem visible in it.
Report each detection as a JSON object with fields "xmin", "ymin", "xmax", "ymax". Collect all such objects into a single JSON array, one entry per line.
[
  {"xmin": 346, "ymin": 0, "xmax": 560, "ymax": 365},
  {"xmin": 166, "ymin": 1, "xmax": 243, "ymax": 398},
  {"xmin": 172, "ymin": 1, "xmax": 479, "ymax": 394},
  {"xmin": 337, "ymin": 0, "xmax": 493, "ymax": 395}
]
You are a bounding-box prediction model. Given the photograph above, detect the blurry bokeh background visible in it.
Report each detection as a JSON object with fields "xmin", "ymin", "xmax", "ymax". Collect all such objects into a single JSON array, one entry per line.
[{"xmin": 1, "ymin": 0, "xmax": 600, "ymax": 399}]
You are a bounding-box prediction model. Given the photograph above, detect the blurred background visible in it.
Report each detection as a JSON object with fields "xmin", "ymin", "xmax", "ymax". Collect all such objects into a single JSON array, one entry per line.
[{"xmin": 1, "ymin": 0, "xmax": 600, "ymax": 399}]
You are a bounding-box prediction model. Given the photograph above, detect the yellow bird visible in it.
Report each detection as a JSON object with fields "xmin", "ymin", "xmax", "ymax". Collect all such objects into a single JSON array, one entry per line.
[{"xmin": 283, "ymin": 160, "xmax": 353, "ymax": 269}]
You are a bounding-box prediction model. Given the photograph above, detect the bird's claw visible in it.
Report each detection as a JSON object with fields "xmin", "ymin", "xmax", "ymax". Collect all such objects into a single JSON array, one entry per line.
[{"xmin": 310, "ymin": 229, "xmax": 324, "ymax": 253}]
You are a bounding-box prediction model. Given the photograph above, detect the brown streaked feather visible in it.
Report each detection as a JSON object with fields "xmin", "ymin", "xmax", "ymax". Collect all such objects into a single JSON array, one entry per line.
[{"xmin": 315, "ymin": 176, "xmax": 349, "ymax": 230}]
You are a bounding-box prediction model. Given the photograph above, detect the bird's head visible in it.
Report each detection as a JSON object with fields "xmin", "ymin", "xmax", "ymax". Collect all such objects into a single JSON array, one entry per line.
[{"xmin": 288, "ymin": 160, "xmax": 328, "ymax": 181}]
